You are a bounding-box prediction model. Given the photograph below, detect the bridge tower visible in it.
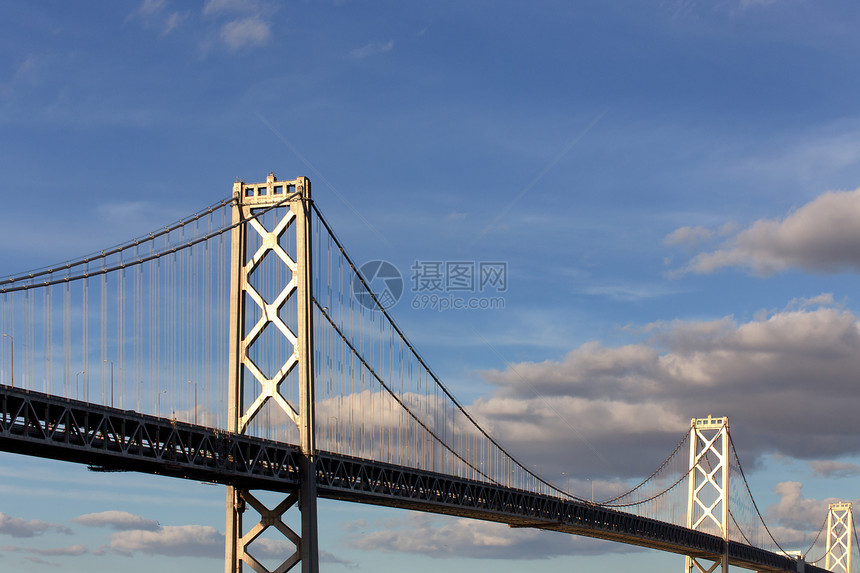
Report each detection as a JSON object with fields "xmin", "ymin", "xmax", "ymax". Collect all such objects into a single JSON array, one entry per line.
[
  {"xmin": 225, "ymin": 174, "xmax": 318, "ymax": 573},
  {"xmin": 825, "ymin": 502, "xmax": 853, "ymax": 573},
  {"xmin": 685, "ymin": 415, "xmax": 729, "ymax": 573}
]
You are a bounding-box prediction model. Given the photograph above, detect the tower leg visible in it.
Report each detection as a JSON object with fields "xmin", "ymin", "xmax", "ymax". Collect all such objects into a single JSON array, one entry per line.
[{"xmin": 300, "ymin": 454, "xmax": 319, "ymax": 573}]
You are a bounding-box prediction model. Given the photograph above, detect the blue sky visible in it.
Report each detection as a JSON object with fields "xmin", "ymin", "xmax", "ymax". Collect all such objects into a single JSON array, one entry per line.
[{"xmin": 3, "ymin": 0, "xmax": 860, "ymax": 571}]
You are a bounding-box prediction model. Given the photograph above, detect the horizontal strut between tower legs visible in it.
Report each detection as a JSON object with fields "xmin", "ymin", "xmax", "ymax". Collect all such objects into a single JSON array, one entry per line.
[{"xmin": 688, "ymin": 557, "xmax": 723, "ymax": 573}]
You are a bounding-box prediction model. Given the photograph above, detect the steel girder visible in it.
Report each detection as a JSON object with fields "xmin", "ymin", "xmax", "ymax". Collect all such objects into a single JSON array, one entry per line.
[
  {"xmin": 314, "ymin": 452, "xmax": 825, "ymax": 573},
  {"xmin": 0, "ymin": 384, "xmax": 302, "ymax": 489},
  {"xmin": 0, "ymin": 384, "xmax": 827, "ymax": 573}
]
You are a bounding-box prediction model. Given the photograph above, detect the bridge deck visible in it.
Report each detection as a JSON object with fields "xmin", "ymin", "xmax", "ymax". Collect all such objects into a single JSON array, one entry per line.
[{"xmin": 0, "ymin": 384, "xmax": 821, "ymax": 573}]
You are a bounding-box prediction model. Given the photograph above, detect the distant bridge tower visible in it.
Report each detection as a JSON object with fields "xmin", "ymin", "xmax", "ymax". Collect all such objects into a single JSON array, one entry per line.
[
  {"xmin": 225, "ymin": 174, "xmax": 318, "ymax": 573},
  {"xmin": 685, "ymin": 416, "xmax": 729, "ymax": 573},
  {"xmin": 825, "ymin": 502, "xmax": 853, "ymax": 573}
]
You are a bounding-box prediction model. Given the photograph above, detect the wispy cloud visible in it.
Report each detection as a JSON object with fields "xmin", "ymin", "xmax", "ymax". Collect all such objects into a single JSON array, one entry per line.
[
  {"xmin": 663, "ymin": 225, "xmax": 714, "ymax": 248},
  {"xmin": 220, "ymin": 17, "xmax": 271, "ymax": 51},
  {"xmin": 345, "ymin": 514, "xmax": 640, "ymax": 558},
  {"xmin": 321, "ymin": 550, "xmax": 358, "ymax": 568},
  {"xmin": 808, "ymin": 460, "xmax": 860, "ymax": 478},
  {"xmin": 200, "ymin": 0, "xmax": 276, "ymax": 53},
  {"xmin": 579, "ymin": 283, "xmax": 682, "ymax": 302},
  {"xmin": 127, "ymin": 0, "xmax": 187, "ymax": 36},
  {"xmin": 203, "ymin": 0, "xmax": 263, "ymax": 15},
  {"xmin": 0, "ymin": 544, "xmax": 87, "ymax": 557},
  {"xmin": 350, "ymin": 40, "xmax": 394, "ymax": 59}
]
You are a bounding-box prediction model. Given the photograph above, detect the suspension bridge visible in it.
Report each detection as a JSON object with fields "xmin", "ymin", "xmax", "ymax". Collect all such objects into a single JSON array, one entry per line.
[{"xmin": 0, "ymin": 174, "xmax": 856, "ymax": 573}]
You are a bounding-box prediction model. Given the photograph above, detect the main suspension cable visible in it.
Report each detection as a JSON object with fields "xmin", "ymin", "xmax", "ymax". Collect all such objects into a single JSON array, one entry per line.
[
  {"xmin": 728, "ymin": 433, "xmax": 789, "ymax": 555},
  {"xmin": 312, "ymin": 202, "xmax": 586, "ymax": 502}
]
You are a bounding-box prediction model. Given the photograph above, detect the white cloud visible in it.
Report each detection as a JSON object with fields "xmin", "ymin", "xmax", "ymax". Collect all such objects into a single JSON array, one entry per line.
[
  {"xmin": 0, "ymin": 513, "xmax": 71, "ymax": 538},
  {"xmin": 72, "ymin": 511, "xmax": 160, "ymax": 532},
  {"xmin": 668, "ymin": 188, "xmax": 860, "ymax": 276},
  {"xmin": 107, "ymin": 525, "xmax": 222, "ymax": 558},
  {"xmin": 350, "ymin": 41, "xmax": 394, "ymax": 59},
  {"xmin": 101, "ymin": 521, "xmax": 320, "ymax": 562}
]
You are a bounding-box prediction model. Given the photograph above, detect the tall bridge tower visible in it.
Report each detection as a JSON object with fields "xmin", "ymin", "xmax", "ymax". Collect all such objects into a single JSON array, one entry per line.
[
  {"xmin": 685, "ymin": 416, "xmax": 729, "ymax": 573},
  {"xmin": 225, "ymin": 174, "xmax": 318, "ymax": 573},
  {"xmin": 826, "ymin": 501, "xmax": 853, "ymax": 573}
]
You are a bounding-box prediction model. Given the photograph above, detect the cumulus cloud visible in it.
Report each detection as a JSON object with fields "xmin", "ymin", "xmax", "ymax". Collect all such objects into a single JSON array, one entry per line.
[
  {"xmin": 107, "ymin": 525, "xmax": 223, "ymax": 558},
  {"xmin": 476, "ymin": 299, "xmax": 860, "ymax": 480},
  {"xmin": 345, "ymin": 514, "xmax": 640, "ymax": 559},
  {"xmin": 103, "ymin": 523, "xmax": 319, "ymax": 562},
  {"xmin": 71, "ymin": 511, "xmax": 159, "ymax": 532},
  {"xmin": 668, "ymin": 188, "xmax": 860, "ymax": 276},
  {"xmin": 808, "ymin": 460, "xmax": 860, "ymax": 478},
  {"xmin": 0, "ymin": 513, "xmax": 71, "ymax": 538},
  {"xmin": 766, "ymin": 481, "xmax": 860, "ymax": 534}
]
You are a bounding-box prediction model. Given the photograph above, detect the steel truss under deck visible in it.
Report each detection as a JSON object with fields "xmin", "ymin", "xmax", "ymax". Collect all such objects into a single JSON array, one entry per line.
[{"xmin": 0, "ymin": 384, "xmax": 823, "ymax": 573}]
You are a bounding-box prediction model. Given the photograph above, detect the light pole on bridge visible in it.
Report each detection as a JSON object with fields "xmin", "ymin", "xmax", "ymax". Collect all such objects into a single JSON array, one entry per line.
[
  {"xmin": 75, "ymin": 370, "xmax": 86, "ymax": 400},
  {"xmin": 187, "ymin": 380, "xmax": 197, "ymax": 425},
  {"xmin": 157, "ymin": 389, "xmax": 167, "ymax": 419},
  {"xmin": 103, "ymin": 359, "xmax": 115, "ymax": 408},
  {"xmin": 2, "ymin": 334, "xmax": 12, "ymax": 387}
]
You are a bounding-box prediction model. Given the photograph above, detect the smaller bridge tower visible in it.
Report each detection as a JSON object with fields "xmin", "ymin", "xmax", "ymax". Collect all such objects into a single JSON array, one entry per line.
[
  {"xmin": 825, "ymin": 501, "xmax": 853, "ymax": 573},
  {"xmin": 685, "ymin": 415, "xmax": 729, "ymax": 573}
]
